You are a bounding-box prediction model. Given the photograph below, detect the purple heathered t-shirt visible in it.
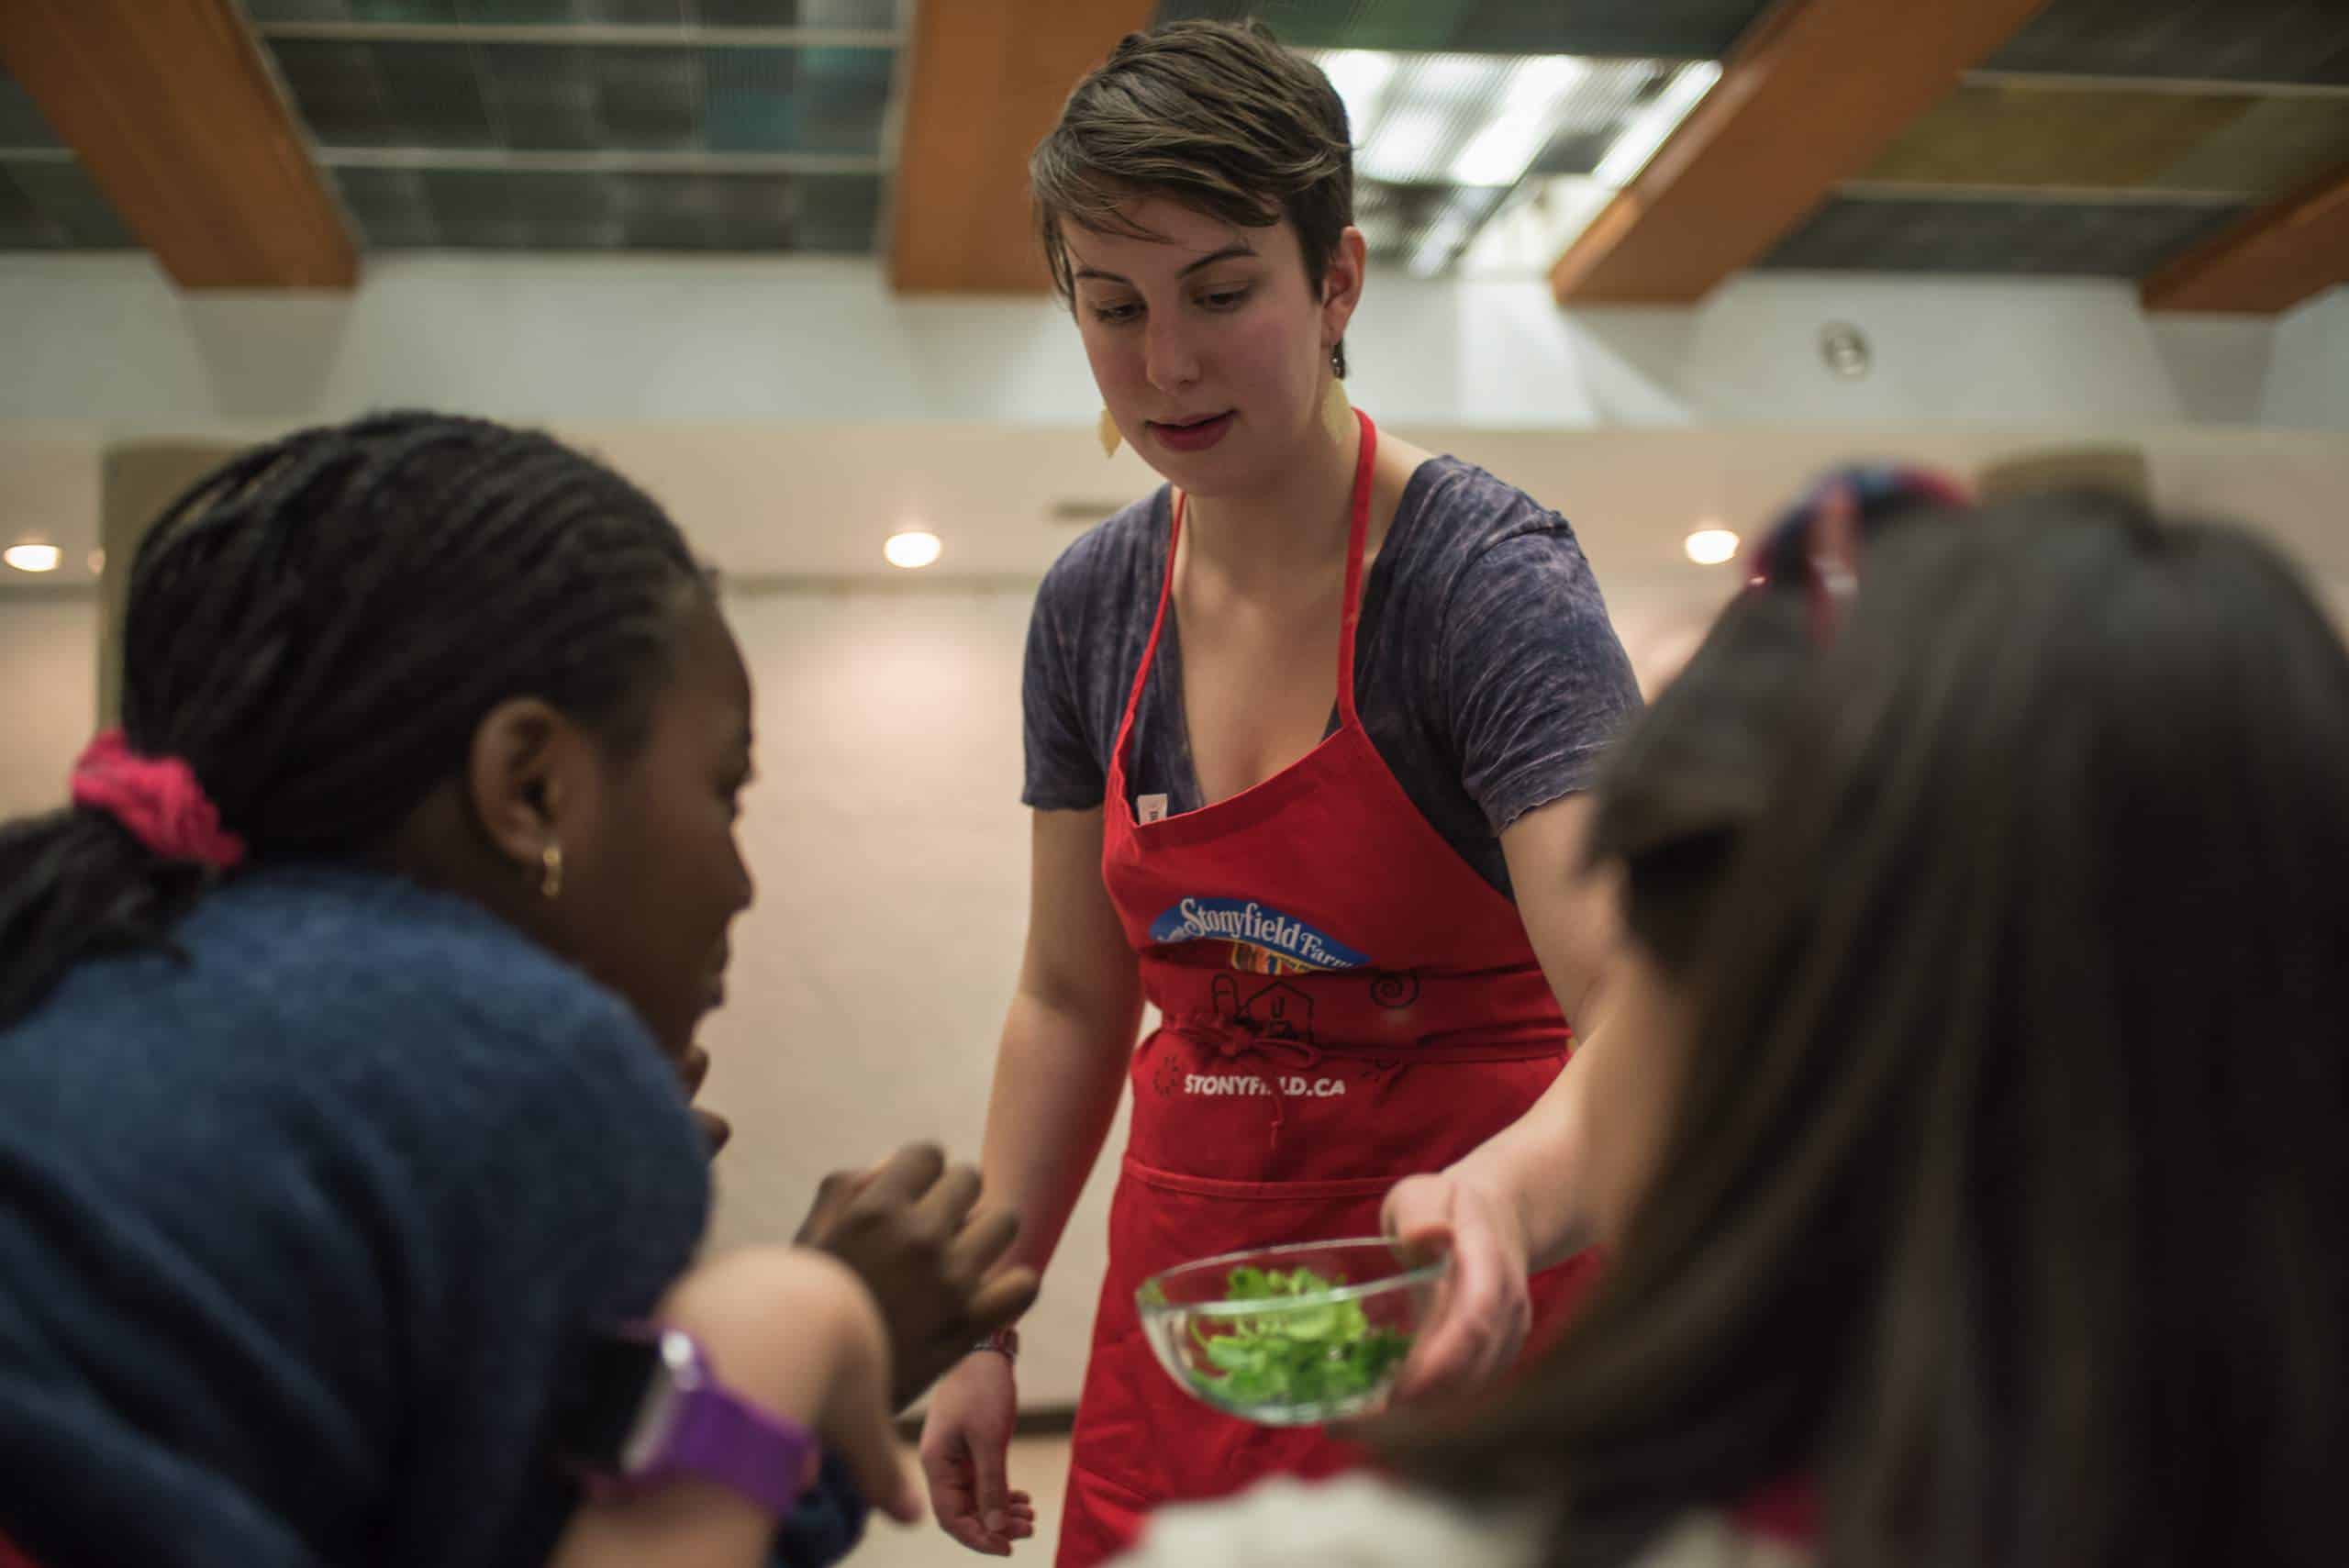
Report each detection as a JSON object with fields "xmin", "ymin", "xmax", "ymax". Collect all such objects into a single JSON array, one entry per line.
[{"xmin": 1021, "ymin": 455, "xmax": 1642, "ymax": 899}]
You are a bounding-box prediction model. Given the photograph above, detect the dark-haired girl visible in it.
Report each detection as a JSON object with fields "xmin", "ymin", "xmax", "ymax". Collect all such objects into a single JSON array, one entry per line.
[
  {"xmin": 1110, "ymin": 482, "xmax": 2349, "ymax": 1568},
  {"xmin": 0, "ymin": 414, "xmax": 1031, "ymax": 1567}
]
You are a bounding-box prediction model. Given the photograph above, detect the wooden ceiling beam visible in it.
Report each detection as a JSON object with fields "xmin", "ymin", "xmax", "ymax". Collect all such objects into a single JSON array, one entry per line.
[
  {"xmin": 2140, "ymin": 161, "xmax": 2349, "ymax": 315},
  {"xmin": 0, "ymin": 0, "xmax": 356, "ymax": 290},
  {"xmin": 889, "ymin": 0, "xmax": 1157, "ymax": 295},
  {"xmin": 1551, "ymin": 0, "xmax": 2054, "ymax": 306}
]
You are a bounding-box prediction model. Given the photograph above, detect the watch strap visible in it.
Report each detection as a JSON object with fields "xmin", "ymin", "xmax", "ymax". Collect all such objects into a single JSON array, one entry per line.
[{"xmin": 654, "ymin": 1375, "xmax": 820, "ymax": 1517}]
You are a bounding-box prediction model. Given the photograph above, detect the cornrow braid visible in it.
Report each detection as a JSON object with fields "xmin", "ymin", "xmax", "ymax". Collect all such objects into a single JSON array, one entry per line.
[{"xmin": 0, "ymin": 412, "xmax": 702, "ymax": 1029}]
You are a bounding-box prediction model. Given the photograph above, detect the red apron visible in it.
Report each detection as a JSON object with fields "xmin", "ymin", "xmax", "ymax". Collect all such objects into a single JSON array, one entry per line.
[{"xmin": 1059, "ymin": 410, "xmax": 1599, "ymax": 1565}]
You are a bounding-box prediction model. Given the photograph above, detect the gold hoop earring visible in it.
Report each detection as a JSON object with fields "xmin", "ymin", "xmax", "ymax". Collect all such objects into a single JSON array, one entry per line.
[
  {"xmin": 540, "ymin": 841, "xmax": 564, "ymax": 901},
  {"xmin": 1097, "ymin": 407, "xmax": 1122, "ymax": 458}
]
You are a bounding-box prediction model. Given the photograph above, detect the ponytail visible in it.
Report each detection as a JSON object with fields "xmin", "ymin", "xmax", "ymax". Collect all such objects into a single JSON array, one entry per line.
[{"xmin": 0, "ymin": 808, "xmax": 209, "ymax": 1028}]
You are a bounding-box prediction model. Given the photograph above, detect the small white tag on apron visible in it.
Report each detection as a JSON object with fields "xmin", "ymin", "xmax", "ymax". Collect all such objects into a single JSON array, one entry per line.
[{"xmin": 1138, "ymin": 794, "xmax": 1169, "ymax": 824}]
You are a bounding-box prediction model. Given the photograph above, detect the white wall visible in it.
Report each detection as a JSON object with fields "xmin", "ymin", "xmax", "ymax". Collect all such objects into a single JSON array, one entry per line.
[
  {"xmin": 2261, "ymin": 286, "xmax": 2349, "ymax": 429},
  {"xmin": 1, "ymin": 254, "xmax": 2338, "ymax": 434},
  {"xmin": 698, "ymin": 584, "xmax": 1124, "ymax": 1406},
  {"xmin": 0, "ymin": 594, "xmax": 96, "ymax": 818}
]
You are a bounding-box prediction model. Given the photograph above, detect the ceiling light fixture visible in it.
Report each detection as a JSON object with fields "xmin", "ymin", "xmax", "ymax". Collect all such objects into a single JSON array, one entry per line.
[
  {"xmin": 1303, "ymin": 50, "xmax": 1724, "ymax": 276},
  {"xmin": 1357, "ymin": 105, "xmax": 1453, "ymax": 184},
  {"xmin": 1684, "ymin": 528, "xmax": 1741, "ymax": 566},
  {"xmin": 1317, "ymin": 50, "xmax": 1397, "ymax": 137},
  {"xmin": 1449, "ymin": 55, "xmax": 1589, "ymax": 187},
  {"xmin": 4, "ymin": 542, "xmax": 62, "ymax": 573},
  {"xmin": 883, "ymin": 529, "xmax": 941, "ymax": 570},
  {"xmin": 1591, "ymin": 61, "xmax": 1720, "ymax": 188},
  {"xmin": 1461, "ymin": 175, "xmax": 1616, "ymax": 274}
]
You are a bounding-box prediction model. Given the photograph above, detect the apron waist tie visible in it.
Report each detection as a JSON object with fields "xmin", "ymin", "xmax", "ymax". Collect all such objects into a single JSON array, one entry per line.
[
  {"xmin": 1159, "ymin": 1015, "xmax": 1565, "ymax": 1064},
  {"xmin": 1166, "ymin": 1019, "xmax": 1329, "ymax": 1149},
  {"xmin": 1159, "ymin": 1013, "xmax": 1569, "ymax": 1148}
]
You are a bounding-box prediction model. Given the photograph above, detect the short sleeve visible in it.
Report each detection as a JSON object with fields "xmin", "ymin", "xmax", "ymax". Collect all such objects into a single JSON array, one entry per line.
[
  {"xmin": 1022, "ymin": 555, "xmax": 1108, "ymax": 811},
  {"xmin": 1440, "ymin": 528, "xmax": 1643, "ymax": 834}
]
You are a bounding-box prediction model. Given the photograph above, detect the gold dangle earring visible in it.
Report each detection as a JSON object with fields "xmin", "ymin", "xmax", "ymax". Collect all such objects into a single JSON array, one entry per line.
[
  {"xmin": 1097, "ymin": 407, "xmax": 1122, "ymax": 458},
  {"xmin": 540, "ymin": 841, "xmax": 564, "ymax": 900}
]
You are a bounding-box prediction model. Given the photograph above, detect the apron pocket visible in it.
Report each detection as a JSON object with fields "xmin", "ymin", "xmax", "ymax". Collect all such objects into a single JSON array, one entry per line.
[{"xmin": 1119, "ymin": 1154, "xmax": 1397, "ymax": 1207}]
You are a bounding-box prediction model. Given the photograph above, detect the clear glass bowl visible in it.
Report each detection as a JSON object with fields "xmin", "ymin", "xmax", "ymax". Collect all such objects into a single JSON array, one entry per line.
[{"xmin": 1135, "ymin": 1237, "xmax": 1448, "ymax": 1427}]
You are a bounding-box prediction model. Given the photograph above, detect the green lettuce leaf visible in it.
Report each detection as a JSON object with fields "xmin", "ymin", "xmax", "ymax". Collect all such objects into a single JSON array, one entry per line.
[{"xmin": 1184, "ymin": 1265, "xmax": 1413, "ymax": 1411}]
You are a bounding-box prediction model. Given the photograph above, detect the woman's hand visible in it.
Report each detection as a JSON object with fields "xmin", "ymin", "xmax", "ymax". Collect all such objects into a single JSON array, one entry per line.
[
  {"xmin": 1381, "ymin": 1166, "xmax": 1532, "ymax": 1403},
  {"xmin": 793, "ymin": 1142, "xmax": 1041, "ymax": 1409},
  {"xmin": 1369, "ymin": 791, "xmax": 1617, "ymax": 1407},
  {"xmin": 918, "ymin": 1348, "xmax": 1035, "ymax": 1555}
]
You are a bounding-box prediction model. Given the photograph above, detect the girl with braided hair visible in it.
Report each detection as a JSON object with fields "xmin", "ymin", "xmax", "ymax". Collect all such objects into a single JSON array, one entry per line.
[{"xmin": 0, "ymin": 414, "xmax": 1031, "ymax": 1568}]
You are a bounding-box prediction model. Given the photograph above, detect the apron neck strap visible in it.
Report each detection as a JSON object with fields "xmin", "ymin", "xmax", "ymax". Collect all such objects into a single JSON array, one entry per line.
[{"xmin": 1334, "ymin": 406, "xmax": 1376, "ymax": 727}]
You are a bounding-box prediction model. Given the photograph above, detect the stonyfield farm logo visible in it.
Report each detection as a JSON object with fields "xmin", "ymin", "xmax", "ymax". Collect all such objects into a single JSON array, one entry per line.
[{"xmin": 1146, "ymin": 898, "xmax": 1369, "ymax": 973}]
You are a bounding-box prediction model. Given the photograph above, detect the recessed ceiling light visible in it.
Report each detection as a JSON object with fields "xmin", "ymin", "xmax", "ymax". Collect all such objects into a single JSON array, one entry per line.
[
  {"xmin": 884, "ymin": 529, "xmax": 941, "ymax": 570},
  {"xmin": 4, "ymin": 543, "xmax": 62, "ymax": 573},
  {"xmin": 1685, "ymin": 528, "xmax": 1740, "ymax": 566}
]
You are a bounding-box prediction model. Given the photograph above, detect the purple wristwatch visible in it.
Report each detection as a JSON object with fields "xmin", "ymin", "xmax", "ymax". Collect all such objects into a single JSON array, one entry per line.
[{"xmin": 556, "ymin": 1323, "xmax": 818, "ymax": 1516}]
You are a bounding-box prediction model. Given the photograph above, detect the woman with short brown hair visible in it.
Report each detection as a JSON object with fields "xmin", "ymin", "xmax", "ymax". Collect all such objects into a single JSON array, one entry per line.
[{"xmin": 918, "ymin": 21, "xmax": 1644, "ymax": 1564}]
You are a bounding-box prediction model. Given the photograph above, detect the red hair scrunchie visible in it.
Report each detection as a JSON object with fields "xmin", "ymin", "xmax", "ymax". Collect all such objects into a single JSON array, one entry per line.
[{"xmin": 69, "ymin": 729, "xmax": 248, "ymax": 871}]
